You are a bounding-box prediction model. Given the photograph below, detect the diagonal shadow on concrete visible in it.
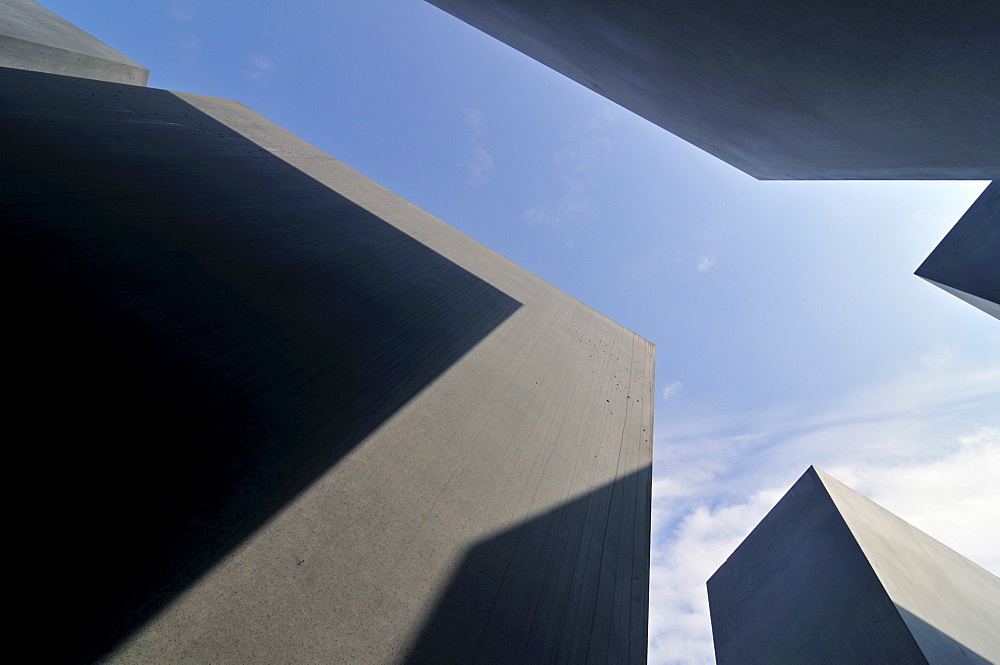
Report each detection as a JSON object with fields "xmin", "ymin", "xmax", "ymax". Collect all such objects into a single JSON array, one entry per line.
[
  {"xmin": 896, "ymin": 606, "xmax": 999, "ymax": 665},
  {"xmin": 400, "ymin": 466, "xmax": 651, "ymax": 665},
  {"xmin": 1, "ymin": 66, "xmax": 521, "ymax": 664}
]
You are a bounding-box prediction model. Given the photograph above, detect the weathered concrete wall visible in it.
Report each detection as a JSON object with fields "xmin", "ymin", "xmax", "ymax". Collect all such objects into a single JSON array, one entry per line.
[
  {"xmin": 2, "ymin": 66, "xmax": 652, "ymax": 665},
  {"xmin": 0, "ymin": 0, "xmax": 148, "ymax": 85},
  {"xmin": 425, "ymin": 0, "xmax": 1000, "ymax": 180},
  {"xmin": 709, "ymin": 467, "xmax": 1000, "ymax": 665},
  {"xmin": 917, "ymin": 182, "xmax": 1000, "ymax": 321}
]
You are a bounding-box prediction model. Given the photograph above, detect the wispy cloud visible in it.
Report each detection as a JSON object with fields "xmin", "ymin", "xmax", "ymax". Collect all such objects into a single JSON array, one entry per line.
[
  {"xmin": 461, "ymin": 109, "xmax": 495, "ymax": 186},
  {"xmin": 167, "ymin": 2, "xmax": 196, "ymax": 21},
  {"xmin": 465, "ymin": 108, "xmax": 483, "ymax": 128},
  {"xmin": 695, "ymin": 255, "xmax": 716, "ymax": 272},
  {"xmin": 522, "ymin": 206, "xmax": 560, "ymax": 228},
  {"xmin": 828, "ymin": 427, "xmax": 1000, "ymax": 570},
  {"xmin": 246, "ymin": 54, "xmax": 275, "ymax": 81},
  {"xmin": 467, "ymin": 147, "xmax": 494, "ymax": 186},
  {"xmin": 661, "ymin": 382, "xmax": 682, "ymax": 401},
  {"xmin": 519, "ymin": 106, "xmax": 616, "ymax": 239},
  {"xmin": 647, "ymin": 347, "xmax": 1000, "ymax": 664},
  {"xmin": 177, "ymin": 33, "xmax": 200, "ymax": 63},
  {"xmin": 649, "ymin": 487, "xmax": 781, "ymax": 665},
  {"xmin": 465, "ymin": 148, "xmax": 495, "ymax": 186}
]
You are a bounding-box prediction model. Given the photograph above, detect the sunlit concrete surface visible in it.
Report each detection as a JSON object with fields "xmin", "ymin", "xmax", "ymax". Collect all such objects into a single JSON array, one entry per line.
[
  {"xmin": 2, "ymin": 63, "xmax": 652, "ymax": 664},
  {"xmin": 709, "ymin": 467, "xmax": 1000, "ymax": 665},
  {"xmin": 0, "ymin": 0, "xmax": 147, "ymax": 84},
  {"xmin": 917, "ymin": 182, "xmax": 1000, "ymax": 321},
  {"xmin": 425, "ymin": 0, "xmax": 1000, "ymax": 180}
]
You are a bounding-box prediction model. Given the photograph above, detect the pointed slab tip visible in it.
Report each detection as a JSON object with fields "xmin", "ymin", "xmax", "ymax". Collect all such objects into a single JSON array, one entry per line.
[
  {"xmin": 915, "ymin": 181, "xmax": 1000, "ymax": 322},
  {"xmin": 708, "ymin": 465, "xmax": 1000, "ymax": 665}
]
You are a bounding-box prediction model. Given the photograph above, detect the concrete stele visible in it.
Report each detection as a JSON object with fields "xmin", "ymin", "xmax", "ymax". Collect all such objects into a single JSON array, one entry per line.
[
  {"xmin": 708, "ymin": 467, "xmax": 1000, "ymax": 665},
  {"xmin": 0, "ymin": 0, "xmax": 148, "ymax": 85}
]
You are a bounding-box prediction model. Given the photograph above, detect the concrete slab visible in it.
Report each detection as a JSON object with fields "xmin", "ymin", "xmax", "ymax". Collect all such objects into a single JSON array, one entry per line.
[
  {"xmin": 0, "ymin": 0, "xmax": 148, "ymax": 85},
  {"xmin": 708, "ymin": 467, "xmax": 1000, "ymax": 665},
  {"xmin": 2, "ymin": 66, "xmax": 652, "ymax": 665},
  {"xmin": 426, "ymin": 0, "xmax": 1000, "ymax": 180},
  {"xmin": 917, "ymin": 182, "xmax": 1000, "ymax": 321},
  {"xmin": 820, "ymin": 469, "xmax": 1000, "ymax": 665}
]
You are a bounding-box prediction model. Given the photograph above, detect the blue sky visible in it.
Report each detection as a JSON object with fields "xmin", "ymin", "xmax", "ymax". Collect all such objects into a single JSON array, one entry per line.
[{"xmin": 47, "ymin": 1, "xmax": 999, "ymax": 663}]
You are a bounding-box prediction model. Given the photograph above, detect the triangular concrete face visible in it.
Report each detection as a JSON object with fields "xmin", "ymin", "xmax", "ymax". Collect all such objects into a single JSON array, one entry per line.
[
  {"xmin": 916, "ymin": 181, "xmax": 1000, "ymax": 322},
  {"xmin": 709, "ymin": 467, "xmax": 1000, "ymax": 665},
  {"xmin": 817, "ymin": 469, "xmax": 1000, "ymax": 665}
]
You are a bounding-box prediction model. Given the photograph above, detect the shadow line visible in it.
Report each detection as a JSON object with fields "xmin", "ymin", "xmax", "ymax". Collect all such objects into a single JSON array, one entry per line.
[
  {"xmin": 896, "ymin": 606, "xmax": 999, "ymax": 665},
  {"xmin": 401, "ymin": 466, "xmax": 651, "ymax": 665},
  {"xmin": 1, "ymin": 66, "xmax": 521, "ymax": 664}
]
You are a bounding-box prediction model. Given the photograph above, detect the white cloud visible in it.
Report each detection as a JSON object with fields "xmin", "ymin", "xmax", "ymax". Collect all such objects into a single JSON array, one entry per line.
[
  {"xmin": 167, "ymin": 2, "xmax": 196, "ymax": 21},
  {"xmin": 521, "ymin": 206, "xmax": 559, "ymax": 229},
  {"xmin": 826, "ymin": 427, "xmax": 1000, "ymax": 572},
  {"xmin": 465, "ymin": 147, "xmax": 494, "ymax": 186},
  {"xmin": 521, "ymin": 106, "xmax": 617, "ymax": 238},
  {"xmin": 647, "ymin": 347, "xmax": 1000, "ymax": 664},
  {"xmin": 554, "ymin": 133, "xmax": 614, "ymax": 173},
  {"xmin": 661, "ymin": 382, "xmax": 682, "ymax": 401},
  {"xmin": 461, "ymin": 109, "xmax": 494, "ymax": 186},
  {"xmin": 177, "ymin": 33, "xmax": 200, "ymax": 63},
  {"xmin": 649, "ymin": 488, "xmax": 781, "ymax": 665},
  {"xmin": 465, "ymin": 108, "xmax": 484, "ymax": 128},
  {"xmin": 246, "ymin": 54, "xmax": 275, "ymax": 81},
  {"xmin": 695, "ymin": 255, "xmax": 716, "ymax": 272}
]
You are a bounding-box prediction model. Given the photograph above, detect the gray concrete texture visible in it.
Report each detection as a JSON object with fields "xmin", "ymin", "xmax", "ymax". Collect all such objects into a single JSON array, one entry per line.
[
  {"xmin": 425, "ymin": 0, "xmax": 1000, "ymax": 180},
  {"xmin": 917, "ymin": 181, "xmax": 1000, "ymax": 321},
  {"xmin": 708, "ymin": 467, "xmax": 1000, "ymax": 665},
  {"xmin": 2, "ymin": 65, "xmax": 652, "ymax": 665},
  {"xmin": 0, "ymin": 0, "xmax": 148, "ymax": 85}
]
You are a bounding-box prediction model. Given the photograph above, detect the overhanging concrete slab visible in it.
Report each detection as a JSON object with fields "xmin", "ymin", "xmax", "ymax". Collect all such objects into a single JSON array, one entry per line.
[{"xmin": 425, "ymin": 0, "xmax": 1000, "ymax": 180}]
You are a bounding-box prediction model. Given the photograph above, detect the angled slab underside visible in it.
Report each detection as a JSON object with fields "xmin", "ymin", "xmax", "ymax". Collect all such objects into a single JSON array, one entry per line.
[
  {"xmin": 2, "ymin": 68, "xmax": 652, "ymax": 665},
  {"xmin": 0, "ymin": 0, "xmax": 148, "ymax": 85},
  {"xmin": 708, "ymin": 467, "xmax": 1000, "ymax": 665},
  {"xmin": 917, "ymin": 182, "xmax": 1000, "ymax": 321},
  {"xmin": 426, "ymin": 0, "xmax": 1000, "ymax": 180}
]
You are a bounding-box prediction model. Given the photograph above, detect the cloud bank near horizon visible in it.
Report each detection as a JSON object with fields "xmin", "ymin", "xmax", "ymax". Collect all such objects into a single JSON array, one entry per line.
[{"xmin": 647, "ymin": 345, "xmax": 1000, "ymax": 665}]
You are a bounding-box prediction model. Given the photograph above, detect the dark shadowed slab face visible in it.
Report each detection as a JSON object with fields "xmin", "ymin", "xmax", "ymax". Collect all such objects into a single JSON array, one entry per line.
[
  {"xmin": 916, "ymin": 182, "xmax": 1000, "ymax": 321},
  {"xmin": 426, "ymin": 0, "xmax": 1000, "ymax": 179},
  {"xmin": 1, "ymin": 66, "xmax": 519, "ymax": 663}
]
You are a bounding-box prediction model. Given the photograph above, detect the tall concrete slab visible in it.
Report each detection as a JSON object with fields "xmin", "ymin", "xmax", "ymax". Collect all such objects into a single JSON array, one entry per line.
[
  {"xmin": 820, "ymin": 469, "xmax": 1000, "ymax": 665},
  {"xmin": 2, "ymin": 62, "xmax": 652, "ymax": 664},
  {"xmin": 708, "ymin": 467, "xmax": 1000, "ymax": 665},
  {"xmin": 425, "ymin": 0, "xmax": 1000, "ymax": 180},
  {"xmin": 917, "ymin": 182, "xmax": 1000, "ymax": 321},
  {"xmin": 0, "ymin": 0, "xmax": 148, "ymax": 85}
]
